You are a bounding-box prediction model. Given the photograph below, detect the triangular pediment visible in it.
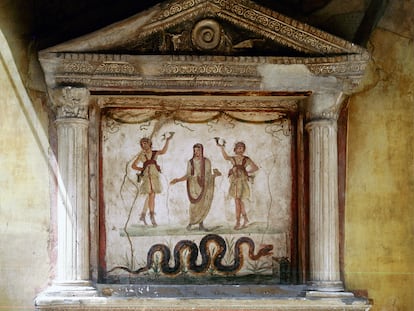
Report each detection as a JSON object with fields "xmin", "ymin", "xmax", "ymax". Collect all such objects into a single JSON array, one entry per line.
[{"xmin": 42, "ymin": 0, "xmax": 365, "ymax": 57}]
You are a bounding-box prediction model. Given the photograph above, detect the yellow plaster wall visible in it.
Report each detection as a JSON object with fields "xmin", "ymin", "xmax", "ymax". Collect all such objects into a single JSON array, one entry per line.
[
  {"xmin": 0, "ymin": 32, "xmax": 51, "ymax": 309},
  {"xmin": 345, "ymin": 26, "xmax": 414, "ymax": 311}
]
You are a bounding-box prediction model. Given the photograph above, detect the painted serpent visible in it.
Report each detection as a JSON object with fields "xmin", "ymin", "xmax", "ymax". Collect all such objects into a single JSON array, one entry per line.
[{"xmin": 110, "ymin": 234, "xmax": 273, "ymax": 275}]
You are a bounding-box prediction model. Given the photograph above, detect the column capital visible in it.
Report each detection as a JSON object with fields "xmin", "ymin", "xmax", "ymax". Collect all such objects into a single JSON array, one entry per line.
[
  {"xmin": 49, "ymin": 86, "xmax": 90, "ymax": 120},
  {"xmin": 305, "ymin": 118, "xmax": 337, "ymax": 132},
  {"xmin": 305, "ymin": 91, "xmax": 347, "ymax": 122}
]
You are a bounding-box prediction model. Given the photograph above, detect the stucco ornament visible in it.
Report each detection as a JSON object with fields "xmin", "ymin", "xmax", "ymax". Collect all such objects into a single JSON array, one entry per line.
[
  {"xmin": 192, "ymin": 19, "xmax": 224, "ymax": 50},
  {"xmin": 50, "ymin": 86, "xmax": 90, "ymax": 119}
]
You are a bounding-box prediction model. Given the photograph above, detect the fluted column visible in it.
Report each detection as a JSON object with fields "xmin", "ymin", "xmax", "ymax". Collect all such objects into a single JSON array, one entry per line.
[
  {"xmin": 305, "ymin": 92, "xmax": 345, "ymax": 293},
  {"xmin": 51, "ymin": 87, "xmax": 95, "ymax": 294}
]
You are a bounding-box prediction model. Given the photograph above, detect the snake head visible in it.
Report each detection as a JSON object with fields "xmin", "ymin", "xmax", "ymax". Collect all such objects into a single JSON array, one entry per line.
[{"xmin": 259, "ymin": 244, "xmax": 274, "ymax": 257}]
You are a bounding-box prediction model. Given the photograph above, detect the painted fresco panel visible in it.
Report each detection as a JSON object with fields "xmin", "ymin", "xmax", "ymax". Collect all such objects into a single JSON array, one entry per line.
[{"xmin": 101, "ymin": 108, "xmax": 293, "ymax": 284}]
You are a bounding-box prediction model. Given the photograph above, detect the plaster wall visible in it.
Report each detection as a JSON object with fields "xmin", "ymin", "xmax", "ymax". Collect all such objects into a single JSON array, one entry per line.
[
  {"xmin": 0, "ymin": 30, "xmax": 51, "ymax": 309},
  {"xmin": 345, "ymin": 4, "xmax": 414, "ymax": 310},
  {"xmin": 0, "ymin": 1, "xmax": 33, "ymax": 85}
]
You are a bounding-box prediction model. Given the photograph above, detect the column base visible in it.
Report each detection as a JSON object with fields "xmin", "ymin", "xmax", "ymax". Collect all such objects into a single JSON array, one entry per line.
[
  {"xmin": 38, "ymin": 280, "xmax": 98, "ymax": 297},
  {"xmin": 307, "ymin": 280, "xmax": 344, "ymax": 293}
]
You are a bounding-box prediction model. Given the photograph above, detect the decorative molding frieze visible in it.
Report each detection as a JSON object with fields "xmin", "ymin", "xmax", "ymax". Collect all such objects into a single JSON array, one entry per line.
[
  {"xmin": 63, "ymin": 61, "xmax": 95, "ymax": 74},
  {"xmin": 151, "ymin": 0, "xmax": 206, "ymax": 21},
  {"xmin": 63, "ymin": 61, "xmax": 137, "ymax": 75},
  {"xmin": 160, "ymin": 63, "xmax": 257, "ymax": 76},
  {"xmin": 55, "ymin": 76, "xmax": 262, "ymax": 91},
  {"xmin": 96, "ymin": 95, "xmax": 300, "ymax": 111},
  {"xmin": 95, "ymin": 62, "xmax": 136, "ymax": 75},
  {"xmin": 56, "ymin": 52, "xmax": 369, "ymax": 67},
  {"xmin": 306, "ymin": 59, "xmax": 368, "ymax": 76}
]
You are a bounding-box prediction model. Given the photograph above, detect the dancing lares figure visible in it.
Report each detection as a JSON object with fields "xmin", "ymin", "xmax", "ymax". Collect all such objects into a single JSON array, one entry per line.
[
  {"xmin": 217, "ymin": 141, "xmax": 259, "ymax": 230},
  {"xmin": 131, "ymin": 135, "xmax": 173, "ymax": 227},
  {"xmin": 171, "ymin": 143, "xmax": 221, "ymax": 231}
]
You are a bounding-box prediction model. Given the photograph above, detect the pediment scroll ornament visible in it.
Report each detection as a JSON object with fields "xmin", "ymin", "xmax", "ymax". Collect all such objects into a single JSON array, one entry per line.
[
  {"xmin": 158, "ymin": 18, "xmax": 233, "ymax": 54},
  {"xmin": 191, "ymin": 19, "xmax": 232, "ymax": 52}
]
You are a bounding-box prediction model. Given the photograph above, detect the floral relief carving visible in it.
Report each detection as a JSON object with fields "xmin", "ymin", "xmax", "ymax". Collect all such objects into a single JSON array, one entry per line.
[
  {"xmin": 95, "ymin": 62, "xmax": 136, "ymax": 75},
  {"xmin": 161, "ymin": 63, "xmax": 257, "ymax": 76},
  {"xmin": 306, "ymin": 61, "xmax": 368, "ymax": 75},
  {"xmin": 64, "ymin": 61, "xmax": 94, "ymax": 74},
  {"xmin": 51, "ymin": 87, "xmax": 90, "ymax": 119},
  {"xmin": 63, "ymin": 60, "xmax": 137, "ymax": 75}
]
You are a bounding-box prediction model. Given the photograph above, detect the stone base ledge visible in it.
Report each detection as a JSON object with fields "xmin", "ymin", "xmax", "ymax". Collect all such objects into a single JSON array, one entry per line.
[{"xmin": 35, "ymin": 285, "xmax": 371, "ymax": 311}]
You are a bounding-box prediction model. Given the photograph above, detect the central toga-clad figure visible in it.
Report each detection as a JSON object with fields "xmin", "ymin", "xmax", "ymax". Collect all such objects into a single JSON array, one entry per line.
[{"xmin": 171, "ymin": 143, "xmax": 221, "ymax": 231}]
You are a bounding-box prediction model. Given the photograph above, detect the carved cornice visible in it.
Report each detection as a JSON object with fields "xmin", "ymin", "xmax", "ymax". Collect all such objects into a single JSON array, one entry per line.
[
  {"xmin": 305, "ymin": 55, "xmax": 369, "ymax": 93},
  {"xmin": 50, "ymin": 87, "xmax": 90, "ymax": 119},
  {"xmin": 41, "ymin": 53, "xmax": 368, "ymax": 92}
]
